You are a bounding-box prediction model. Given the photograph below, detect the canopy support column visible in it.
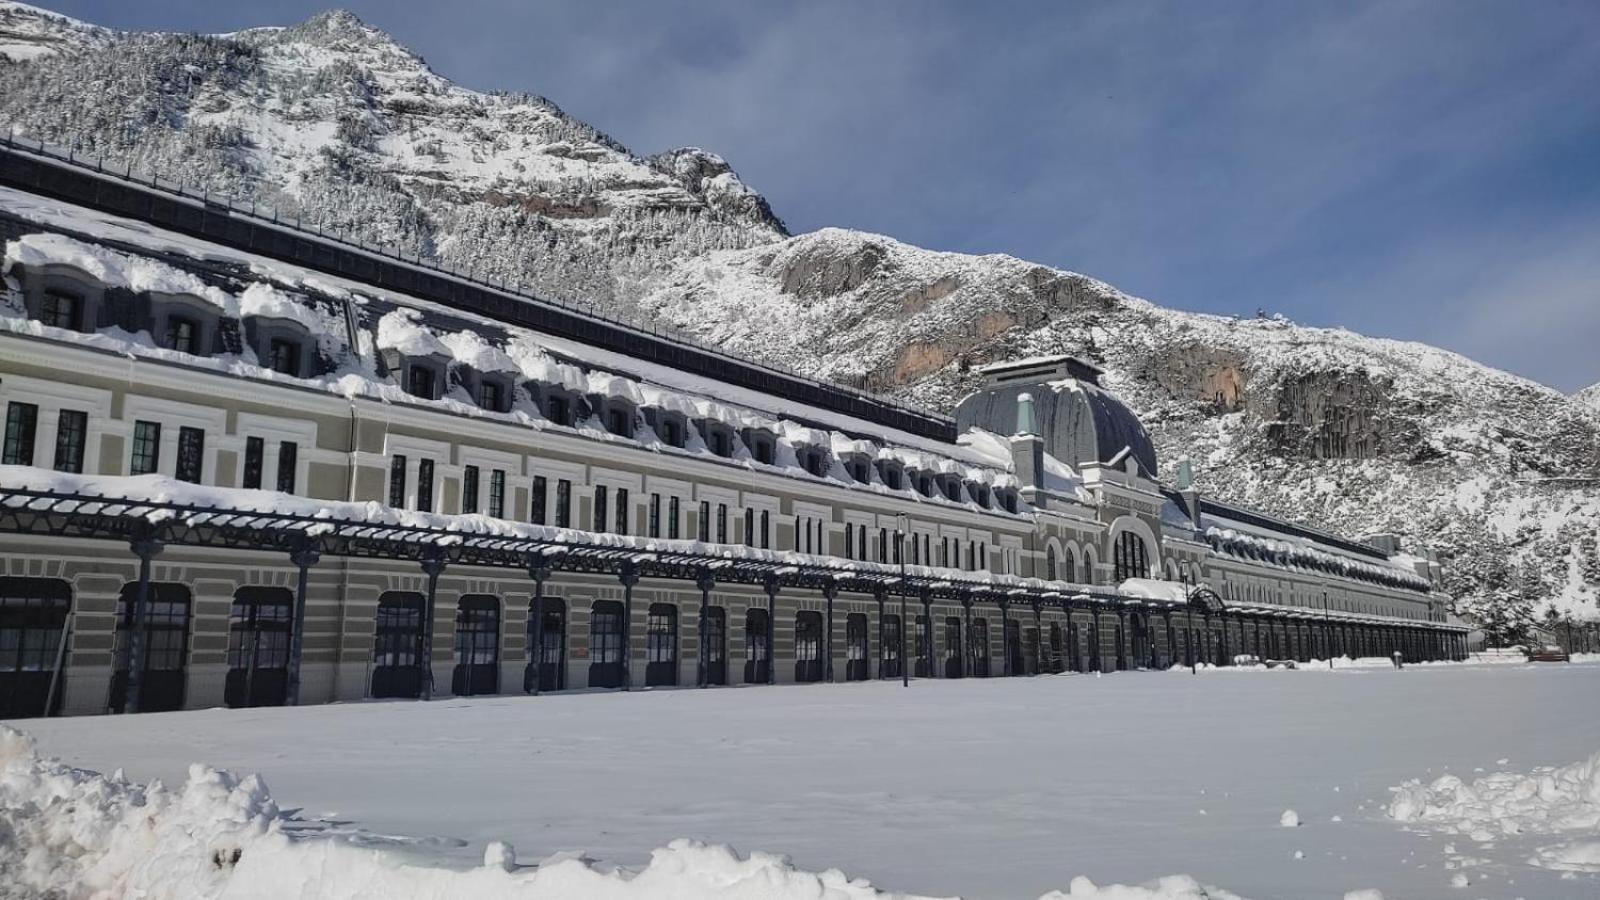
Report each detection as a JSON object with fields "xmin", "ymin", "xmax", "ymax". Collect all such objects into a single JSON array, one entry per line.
[{"xmin": 285, "ymin": 542, "xmax": 321, "ymax": 706}]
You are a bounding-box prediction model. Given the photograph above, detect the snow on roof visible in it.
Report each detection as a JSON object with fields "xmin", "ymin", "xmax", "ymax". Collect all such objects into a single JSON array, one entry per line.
[
  {"xmin": 238, "ymin": 281, "xmax": 332, "ymax": 334},
  {"xmin": 5, "ymin": 231, "xmax": 235, "ymax": 314},
  {"xmin": 0, "ymin": 186, "xmax": 1026, "ymax": 513},
  {"xmin": 1201, "ymin": 512, "xmax": 1431, "ymax": 590},
  {"xmin": 1117, "ymin": 578, "xmax": 1189, "ymax": 603}
]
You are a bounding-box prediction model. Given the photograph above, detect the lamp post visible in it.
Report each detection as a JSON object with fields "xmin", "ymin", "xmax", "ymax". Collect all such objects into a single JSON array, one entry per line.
[
  {"xmin": 1321, "ymin": 590, "xmax": 1334, "ymax": 670},
  {"xmin": 896, "ymin": 513, "xmax": 909, "ymax": 687}
]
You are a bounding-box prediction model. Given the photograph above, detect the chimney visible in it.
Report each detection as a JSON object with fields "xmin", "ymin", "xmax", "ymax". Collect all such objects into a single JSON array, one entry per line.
[
  {"xmin": 1010, "ymin": 392, "xmax": 1047, "ymax": 506},
  {"xmin": 1176, "ymin": 458, "xmax": 1202, "ymax": 531}
]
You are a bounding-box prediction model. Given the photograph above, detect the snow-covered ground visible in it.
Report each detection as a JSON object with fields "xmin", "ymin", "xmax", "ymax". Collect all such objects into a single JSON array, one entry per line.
[{"xmin": 5, "ymin": 659, "xmax": 1599, "ymax": 899}]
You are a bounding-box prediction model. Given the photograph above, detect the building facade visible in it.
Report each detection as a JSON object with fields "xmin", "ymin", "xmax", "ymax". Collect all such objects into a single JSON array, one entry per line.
[{"xmin": 0, "ymin": 137, "xmax": 1467, "ymax": 720}]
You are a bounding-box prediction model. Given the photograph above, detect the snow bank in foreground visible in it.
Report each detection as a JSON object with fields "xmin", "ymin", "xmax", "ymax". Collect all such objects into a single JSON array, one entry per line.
[
  {"xmin": 1387, "ymin": 748, "xmax": 1600, "ymax": 872},
  {"xmin": 0, "ymin": 726, "xmax": 1245, "ymax": 899}
]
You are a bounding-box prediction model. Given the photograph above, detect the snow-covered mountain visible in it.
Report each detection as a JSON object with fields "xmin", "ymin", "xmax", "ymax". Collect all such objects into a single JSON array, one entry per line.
[{"xmin": 0, "ymin": 2, "xmax": 1595, "ymax": 625}]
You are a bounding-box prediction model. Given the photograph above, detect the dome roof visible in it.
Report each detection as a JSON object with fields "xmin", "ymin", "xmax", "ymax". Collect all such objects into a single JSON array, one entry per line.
[{"xmin": 953, "ymin": 356, "xmax": 1157, "ymax": 476}]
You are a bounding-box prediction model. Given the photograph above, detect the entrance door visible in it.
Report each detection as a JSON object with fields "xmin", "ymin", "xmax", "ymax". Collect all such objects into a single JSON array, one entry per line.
[
  {"xmin": 913, "ymin": 614, "xmax": 932, "ymax": 677},
  {"xmin": 702, "ymin": 606, "xmax": 727, "ymax": 685},
  {"xmin": 372, "ymin": 592, "xmax": 425, "ymax": 699},
  {"xmin": 845, "ymin": 613, "xmax": 868, "ymax": 681},
  {"xmin": 1005, "ymin": 619, "xmax": 1024, "ymax": 675},
  {"xmin": 881, "ymin": 613, "xmax": 902, "ymax": 679},
  {"xmin": 0, "ymin": 578, "xmax": 70, "ymax": 719},
  {"xmin": 589, "ymin": 600, "xmax": 626, "ymax": 688},
  {"xmin": 110, "ymin": 583, "xmax": 191, "ymax": 712},
  {"xmin": 793, "ymin": 610, "xmax": 823, "ymax": 683},
  {"xmin": 646, "ymin": 603, "xmax": 678, "ymax": 687},
  {"xmin": 1022, "ymin": 626, "xmax": 1039, "ymax": 676},
  {"xmin": 972, "ymin": 618, "xmax": 992, "ymax": 677},
  {"xmin": 743, "ymin": 608, "xmax": 770, "ymax": 684},
  {"xmin": 1115, "ymin": 622, "xmax": 1127, "ymax": 670},
  {"xmin": 452, "ymin": 595, "xmax": 500, "ymax": 696},
  {"xmin": 224, "ymin": 587, "xmax": 293, "ymax": 708},
  {"xmin": 943, "ymin": 616, "xmax": 963, "ymax": 678},
  {"xmin": 524, "ymin": 598, "xmax": 566, "ymax": 692}
]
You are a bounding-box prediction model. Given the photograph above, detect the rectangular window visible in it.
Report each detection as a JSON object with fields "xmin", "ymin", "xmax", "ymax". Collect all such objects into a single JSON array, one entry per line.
[
  {"xmin": 416, "ymin": 459, "xmax": 434, "ymax": 512},
  {"xmin": 593, "ymin": 485, "xmax": 608, "ymax": 534},
  {"xmin": 175, "ymin": 426, "xmax": 204, "ymax": 483},
  {"xmin": 2, "ymin": 402, "xmax": 38, "ymax": 466},
  {"xmin": 267, "ymin": 338, "xmax": 300, "ymax": 375},
  {"xmin": 130, "ymin": 420, "xmax": 161, "ymax": 476},
  {"xmin": 743, "ymin": 509, "xmax": 753, "ymax": 546},
  {"xmin": 40, "ymin": 291, "xmax": 80, "ymax": 330},
  {"xmin": 488, "ymin": 469, "xmax": 505, "ymax": 519},
  {"xmin": 760, "ymin": 510, "xmax": 770, "ymax": 549},
  {"xmin": 555, "ymin": 479, "xmax": 571, "ymax": 527},
  {"xmin": 276, "ymin": 441, "xmax": 297, "ymax": 493},
  {"xmin": 698, "ymin": 500, "xmax": 709, "ymax": 541},
  {"xmin": 165, "ymin": 316, "xmax": 198, "ymax": 353},
  {"xmin": 243, "ymin": 436, "xmax": 264, "ymax": 489},
  {"xmin": 462, "ymin": 465, "xmax": 480, "ymax": 514},
  {"xmin": 616, "ymin": 487, "xmax": 629, "ymax": 535},
  {"xmin": 668, "ymin": 496, "xmax": 681, "ymax": 540},
  {"xmin": 53, "ymin": 409, "xmax": 87, "ymax": 474},
  {"xmin": 547, "ymin": 395, "xmax": 569, "ymax": 426},
  {"xmin": 530, "ymin": 475, "xmax": 548, "ymax": 524},
  {"xmin": 389, "ymin": 455, "xmax": 407, "ymax": 508},
  {"xmin": 649, "ymin": 493, "xmax": 661, "ymax": 538},
  {"xmin": 647, "ymin": 609, "xmax": 676, "ymax": 663},
  {"xmin": 717, "ymin": 503, "xmax": 728, "ymax": 543},
  {"xmin": 857, "ymin": 524, "xmax": 867, "ymax": 561},
  {"xmin": 845, "ymin": 523, "xmax": 854, "ymax": 559}
]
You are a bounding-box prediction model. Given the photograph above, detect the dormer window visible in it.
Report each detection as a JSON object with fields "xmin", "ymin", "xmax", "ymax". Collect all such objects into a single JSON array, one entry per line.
[
  {"xmin": 848, "ymin": 459, "xmax": 871, "ymax": 484},
  {"xmin": 999, "ymin": 490, "xmax": 1019, "ymax": 513},
  {"xmin": 407, "ymin": 365, "xmax": 436, "ymax": 400},
  {"xmin": 606, "ymin": 406, "xmax": 634, "ymax": 438},
  {"xmin": 876, "ymin": 461, "xmax": 903, "ymax": 490},
  {"xmin": 750, "ymin": 436, "xmax": 774, "ymax": 465},
  {"xmin": 971, "ymin": 485, "xmax": 991, "ymax": 509},
  {"xmin": 479, "ymin": 380, "xmax": 503, "ymax": 412},
  {"xmin": 708, "ymin": 429, "xmax": 732, "ymax": 457},
  {"xmin": 40, "ymin": 291, "xmax": 81, "ymax": 330},
  {"xmin": 916, "ymin": 475, "xmax": 933, "ymax": 497},
  {"xmin": 546, "ymin": 394, "xmax": 572, "ymax": 426},
  {"xmin": 945, "ymin": 479, "xmax": 962, "ymax": 502},
  {"xmin": 267, "ymin": 338, "xmax": 301, "ymax": 375},
  {"xmin": 660, "ymin": 417, "xmax": 684, "ymax": 448},
  {"xmin": 164, "ymin": 316, "xmax": 199, "ymax": 354},
  {"xmin": 798, "ymin": 448, "xmax": 828, "ymax": 477}
]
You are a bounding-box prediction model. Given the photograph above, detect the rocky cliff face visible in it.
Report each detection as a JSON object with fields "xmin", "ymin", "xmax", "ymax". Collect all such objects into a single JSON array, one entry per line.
[{"xmin": 0, "ymin": 3, "xmax": 1594, "ymax": 623}]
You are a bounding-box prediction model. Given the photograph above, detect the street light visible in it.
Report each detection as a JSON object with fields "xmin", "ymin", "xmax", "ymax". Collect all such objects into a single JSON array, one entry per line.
[
  {"xmin": 1321, "ymin": 590, "xmax": 1334, "ymax": 670},
  {"xmin": 896, "ymin": 512, "xmax": 909, "ymax": 687}
]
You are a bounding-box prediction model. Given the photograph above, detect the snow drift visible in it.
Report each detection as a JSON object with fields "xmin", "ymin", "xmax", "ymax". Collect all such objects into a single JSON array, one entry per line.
[
  {"xmin": 1387, "ymin": 748, "xmax": 1600, "ymax": 873},
  {"xmin": 0, "ymin": 726, "xmax": 1245, "ymax": 899}
]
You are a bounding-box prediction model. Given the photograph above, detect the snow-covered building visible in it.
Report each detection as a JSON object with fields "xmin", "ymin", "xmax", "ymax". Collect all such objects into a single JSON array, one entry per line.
[{"xmin": 0, "ymin": 136, "xmax": 1467, "ymax": 718}]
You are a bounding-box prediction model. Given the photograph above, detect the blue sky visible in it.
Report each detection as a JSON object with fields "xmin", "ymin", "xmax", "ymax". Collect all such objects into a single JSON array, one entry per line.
[{"xmin": 44, "ymin": 1, "xmax": 1600, "ymax": 392}]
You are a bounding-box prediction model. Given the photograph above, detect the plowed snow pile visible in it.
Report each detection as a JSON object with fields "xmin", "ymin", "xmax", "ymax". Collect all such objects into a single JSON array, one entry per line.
[
  {"xmin": 1388, "ymin": 748, "xmax": 1600, "ymax": 874},
  {"xmin": 0, "ymin": 726, "xmax": 1241, "ymax": 899}
]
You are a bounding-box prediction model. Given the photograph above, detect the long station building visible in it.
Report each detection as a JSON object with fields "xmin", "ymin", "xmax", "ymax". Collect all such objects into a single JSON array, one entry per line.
[{"xmin": 0, "ymin": 137, "xmax": 1468, "ymax": 719}]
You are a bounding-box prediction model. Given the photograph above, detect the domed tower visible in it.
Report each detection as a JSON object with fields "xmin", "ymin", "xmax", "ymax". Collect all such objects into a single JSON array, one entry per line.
[{"xmin": 954, "ymin": 355, "xmax": 1157, "ymax": 476}]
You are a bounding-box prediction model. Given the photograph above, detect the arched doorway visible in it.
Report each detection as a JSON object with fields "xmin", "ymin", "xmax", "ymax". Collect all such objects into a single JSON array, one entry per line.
[
  {"xmin": 701, "ymin": 605, "xmax": 727, "ymax": 685},
  {"xmin": 845, "ymin": 613, "xmax": 868, "ymax": 681},
  {"xmin": 972, "ymin": 617, "xmax": 992, "ymax": 677},
  {"xmin": 225, "ymin": 587, "xmax": 293, "ymax": 708},
  {"xmin": 110, "ymin": 582, "xmax": 190, "ymax": 713},
  {"xmin": 372, "ymin": 592, "xmax": 425, "ymax": 699},
  {"xmin": 452, "ymin": 595, "xmax": 500, "ymax": 696},
  {"xmin": 743, "ymin": 607, "xmax": 770, "ymax": 684},
  {"xmin": 524, "ymin": 597, "xmax": 566, "ymax": 692},
  {"xmin": 794, "ymin": 610, "xmax": 823, "ymax": 683},
  {"xmin": 943, "ymin": 616, "xmax": 963, "ymax": 678},
  {"xmin": 1129, "ymin": 612, "xmax": 1151, "ymax": 668},
  {"xmin": 0, "ymin": 577, "xmax": 71, "ymax": 719},
  {"xmin": 589, "ymin": 600, "xmax": 626, "ymax": 688},
  {"xmin": 646, "ymin": 603, "xmax": 679, "ymax": 687}
]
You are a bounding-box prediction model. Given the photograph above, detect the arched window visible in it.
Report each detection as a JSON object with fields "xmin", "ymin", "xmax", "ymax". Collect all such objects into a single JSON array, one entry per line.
[
  {"xmin": 881, "ymin": 613, "xmax": 903, "ymax": 679},
  {"xmin": 0, "ymin": 577, "xmax": 71, "ymax": 719},
  {"xmin": 1046, "ymin": 546, "xmax": 1058, "ymax": 581},
  {"xmin": 1062, "ymin": 549, "xmax": 1077, "ymax": 583},
  {"xmin": 524, "ymin": 597, "xmax": 566, "ymax": 693},
  {"xmin": 845, "ymin": 613, "xmax": 869, "ymax": 681},
  {"xmin": 701, "ymin": 605, "xmax": 727, "ymax": 686},
  {"xmin": 452, "ymin": 595, "xmax": 500, "ymax": 696},
  {"xmin": 971, "ymin": 618, "xmax": 990, "ymax": 677},
  {"xmin": 1113, "ymin": 531, "xmax": 1149, "ymax": 582}
]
